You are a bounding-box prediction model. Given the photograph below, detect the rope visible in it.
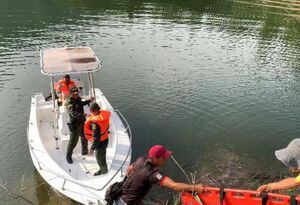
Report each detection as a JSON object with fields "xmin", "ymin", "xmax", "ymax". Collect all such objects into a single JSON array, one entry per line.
[
  {"xmin": 171, "ymin": 156, "xmax": 192, "ymax": 184},
  {"xmin": 0, "ymin": 184, "xmax": 35, "ymax": 205},
  {"xmin": 190, "ymin": 172, "xmax": 197, "ymax": 195},
  {"xmin": 21, "ymin": 176, "xmax": 59, "ymax": 195}
]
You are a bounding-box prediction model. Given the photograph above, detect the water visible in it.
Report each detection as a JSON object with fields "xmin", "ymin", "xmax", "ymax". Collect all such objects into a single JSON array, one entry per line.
[{"xmin": 0, "ymin": 0, "xmax": 299, "ymax": 204}]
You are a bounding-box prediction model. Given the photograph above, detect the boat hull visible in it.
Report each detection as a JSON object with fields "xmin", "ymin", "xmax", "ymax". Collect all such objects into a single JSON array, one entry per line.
[{"xmin": 28, "ymin": 88, "xmax": 131, "ymax": 205}]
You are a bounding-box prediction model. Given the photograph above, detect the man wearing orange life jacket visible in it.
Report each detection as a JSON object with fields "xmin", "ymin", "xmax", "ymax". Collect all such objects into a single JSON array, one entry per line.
[
  {"xmin": 84, "ymin": 102, "xmax": 111, "ymax": 176},
  {"xmin": 56, "ymin": 74, "xmax": 76, "ymax": 103}
]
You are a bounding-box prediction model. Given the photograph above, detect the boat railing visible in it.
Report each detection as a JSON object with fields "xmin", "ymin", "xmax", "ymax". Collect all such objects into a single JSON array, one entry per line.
[
  {"xmin": 97, "ymin": 109, "xmax": 132, "ymax": 189},
  {"xmin": 28, "ymin": 108, "xmax": 132, "ymax": 192},
  {"xmin": 115, "ymin": 109, "xmax": 132, "ymax": 144},
  {"xmin": 112, "ymin": 109, "xmax": 132, "ymax": 176}
]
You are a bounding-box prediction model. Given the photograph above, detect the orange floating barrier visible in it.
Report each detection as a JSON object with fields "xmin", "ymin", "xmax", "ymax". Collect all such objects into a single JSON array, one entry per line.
[{"xmin": 181, "ymin": 187, "xmax": 300, "ymax": 205}]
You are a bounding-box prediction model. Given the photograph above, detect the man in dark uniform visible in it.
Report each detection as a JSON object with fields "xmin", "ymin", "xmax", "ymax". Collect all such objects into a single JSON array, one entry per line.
[
  {"xmin": 114, "ymin": 145, "xmax": 205, "ymax": 205},
  {"xmin": 87, "ymin": 103, "xmax": 110, "ymax": 176},
  {"xmin": 66, "ymin": 87, "xmax": 92, "ymax": 164}
]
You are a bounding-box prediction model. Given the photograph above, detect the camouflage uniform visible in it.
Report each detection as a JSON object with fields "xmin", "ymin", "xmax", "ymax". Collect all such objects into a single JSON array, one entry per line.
[
  {"xmin": 91, "ymin": 122, "xmax": 108, "ymax": 174},
  {"xmin": 66, "ymin": 96, "xmax": 90, "ymax": 158}
]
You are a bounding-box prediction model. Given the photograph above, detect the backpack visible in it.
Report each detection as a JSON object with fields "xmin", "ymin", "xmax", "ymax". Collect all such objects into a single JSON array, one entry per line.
[
  {"xmin": 105, "ymin": 158, "xmax": 157, "ymax": 205},
  {"xmin": 105, "ymin": 181, "xmax": 124, "ymax": 205}
]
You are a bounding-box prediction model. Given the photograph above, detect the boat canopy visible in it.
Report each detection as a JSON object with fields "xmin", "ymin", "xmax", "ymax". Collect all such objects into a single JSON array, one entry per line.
[{"xmin": 41, "ymin": 47, "xmax": 101, "ymax": 75}]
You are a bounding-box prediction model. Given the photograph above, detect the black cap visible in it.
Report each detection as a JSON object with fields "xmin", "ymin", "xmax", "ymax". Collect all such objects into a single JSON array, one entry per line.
[
  {"xmin": 70, "ymin": 87, "xmax": 79, "ymax": 93},
  {"xmin": 90, "ymin": 103, "xmax": 100, "ymax": 112},
  {"xmin": 64, "ymin": 74, "xmax": 70, "ymax": 79}
]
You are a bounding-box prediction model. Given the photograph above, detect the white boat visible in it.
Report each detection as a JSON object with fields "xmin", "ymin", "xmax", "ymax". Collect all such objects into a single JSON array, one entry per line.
[{"xmin": 27, "ymin": 47, "xmax": 132, "ymax": 205}]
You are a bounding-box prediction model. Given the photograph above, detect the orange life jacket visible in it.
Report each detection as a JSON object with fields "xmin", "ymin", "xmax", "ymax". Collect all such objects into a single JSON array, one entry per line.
[
  {"xmin": 54, "ymin": 79, "xmax": 76, "ymax": 95},
  {"xmin": 84, "ymin": 110, "xmax": 111, "ymax": 142}
]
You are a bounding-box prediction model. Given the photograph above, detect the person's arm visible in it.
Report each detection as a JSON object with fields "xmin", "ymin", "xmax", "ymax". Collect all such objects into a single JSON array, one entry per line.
[
  {"xmin": 82, "ymin": 99, "xmax": 91, "ymax": 106},
  {"xmin": 161, "ymin": 176, "xmax": 205, "ymax": 193},
  {"xmin": 66, "ymin": 100, "xmax": 74, "ymax": 116},
  {"xmin": 257, "ymin": 177, "xmax": 300, "ymax": 193},
  {"xmin": 57, "ymin": 81, "xmax": 63, "ymax": 94},
  {"xmin": 90, "ymin": 123, "xmax": 101, "ymax": 151},
  {"xmin": 57, "ymin": 83, "xmax": 62, "ymax": 92}
]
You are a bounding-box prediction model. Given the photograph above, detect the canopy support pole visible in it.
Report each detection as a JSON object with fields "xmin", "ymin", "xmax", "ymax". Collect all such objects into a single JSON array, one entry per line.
[
  {"xmin": 50, "ymin": 76, "xmax": 56, "ymax": 111},
  {"xmin": 88, "ymin": 72, "xmax": 96, "ymax": 100},
  {"xmin": 50, "ymin": 76, "xmax": 59, "ymax": 150}
]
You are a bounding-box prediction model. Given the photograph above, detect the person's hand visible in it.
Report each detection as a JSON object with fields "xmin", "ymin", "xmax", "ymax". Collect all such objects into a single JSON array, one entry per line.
[
  {"xmin": 257, "ymin": 184, "xmax": 269, "ymax": 193},
  {"xmin": 90, "ymin": 97, "xmax": 95, "ymax": 102},
  {"xmin": 126, "ymin": 164, "xmax": 134, "ymax": 176},
  {"xmin": 88, "ymin": 148, "xmax": 94, "ymax": 155},
  {"xmin": 58, "ymin": 84, "xmax": 62, "ymax": 91},
  {"xmin": 194, "ymin": 184, "xmax": 206, "ymax": 193}
]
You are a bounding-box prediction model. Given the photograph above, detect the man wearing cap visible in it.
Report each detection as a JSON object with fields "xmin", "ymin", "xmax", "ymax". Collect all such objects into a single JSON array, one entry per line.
[
  {"xmin": 65, "ymin": 86, "xmax": 92, "ymax": 164},
  {"xmin": 257, "ymin": 139, "xmax": 300, "ymax": 192},
  {"xmin": 114, "ymin": 145, "xmax": 205, "ymax": 205}
]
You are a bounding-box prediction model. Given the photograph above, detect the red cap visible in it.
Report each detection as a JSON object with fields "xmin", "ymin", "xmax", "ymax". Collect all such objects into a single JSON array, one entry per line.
[{"xmin": 148, "ymin": 145, "xmax": 172, "ymax": 159}]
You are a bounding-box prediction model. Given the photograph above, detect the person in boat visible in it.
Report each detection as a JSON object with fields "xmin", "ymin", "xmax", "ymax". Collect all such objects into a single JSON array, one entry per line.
[
  {"xmin": 257, "ymin": 138, "xmax": 300, "ymax": 192},
  {"xmin": 56, "ymin": 74, "xmax": 76, "ymax": 104},
  {"xmin": 114, "ymin": 145, "xmax": 205, "ymax": 205},
  {"xmin": 85, "ymin": 102, "xmax": 111, "ymax": 176},
  {"xmin": 66, "ymin": 86, "xmax": 92, "ymax": 164}
]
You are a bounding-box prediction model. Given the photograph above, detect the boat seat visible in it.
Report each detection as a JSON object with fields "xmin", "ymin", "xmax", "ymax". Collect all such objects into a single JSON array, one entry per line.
[{"xmin": 58, "ymin": 106, "xmax": 70, "ymax": 140}]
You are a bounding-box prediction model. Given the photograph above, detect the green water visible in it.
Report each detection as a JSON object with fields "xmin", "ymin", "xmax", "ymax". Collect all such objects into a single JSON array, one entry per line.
[{"xmin": 0, "ymin": 0, "xmax": 299, "ymax": 204}]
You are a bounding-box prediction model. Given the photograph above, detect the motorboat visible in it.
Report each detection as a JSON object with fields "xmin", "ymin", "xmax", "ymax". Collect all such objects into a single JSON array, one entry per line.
[{"xmin": 27, "ymin": 47, "xmax": 132, "ymax": 205}]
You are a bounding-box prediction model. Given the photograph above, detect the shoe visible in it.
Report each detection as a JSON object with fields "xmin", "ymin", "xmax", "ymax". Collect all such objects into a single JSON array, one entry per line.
[
  {"xmin": 94, "ymin": 170, "xmax": 108, "ymax": 176},
  {"xmin": 66, "ymin": 156, "xmax": 73, "ymax": 164},
  {"xmin": 94, "ymin": 170, "xmax": 102, "ymax": 176},
  {"xmin": 82, "ymin": 150, "xmax": 88, "ymax": 155}
]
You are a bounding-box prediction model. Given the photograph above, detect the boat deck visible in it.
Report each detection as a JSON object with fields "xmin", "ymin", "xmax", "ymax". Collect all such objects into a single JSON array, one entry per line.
[
  {"xmin": 39, "ymin": 120, "xmax": 114, "ymax": 180},
  {"xmin": 28, "ymin": 89, "xmax": 131, "ymax": 204}
]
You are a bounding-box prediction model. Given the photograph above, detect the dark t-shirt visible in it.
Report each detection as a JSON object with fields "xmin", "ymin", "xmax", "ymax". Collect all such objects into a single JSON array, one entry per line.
[{"xmin": 120, "ymin": 156, "xmax": 165, "ymax": 205}]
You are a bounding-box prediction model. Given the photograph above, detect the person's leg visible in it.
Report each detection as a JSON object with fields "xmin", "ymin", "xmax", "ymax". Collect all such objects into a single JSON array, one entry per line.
[
  {"xmin": 79, "ymin": 121, "xmax": 88, "ymax": 155},
  {"xmin": 66, "ymin": 123, "xmax": 80, "ymax": 163},
  {"xmin": 94, "ymin": 140, "xmax": 108, "ymax": 175}
]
